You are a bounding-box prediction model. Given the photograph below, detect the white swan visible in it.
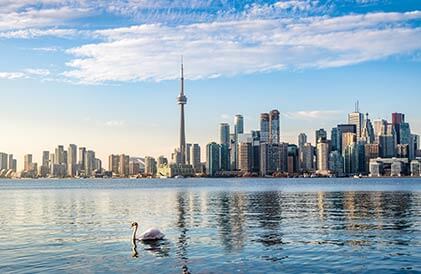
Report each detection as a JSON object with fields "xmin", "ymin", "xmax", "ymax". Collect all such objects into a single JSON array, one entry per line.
[{"xmin": 131, "ymin": 222, "xmax": 165, "ymax": 241}]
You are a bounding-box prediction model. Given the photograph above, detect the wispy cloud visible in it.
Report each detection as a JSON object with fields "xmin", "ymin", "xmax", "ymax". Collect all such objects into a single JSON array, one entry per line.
[
  {"xmin": 0, "ymin": 68, "xmax": 51, "ymax": 80},
  {"xmin": 0, "ymin": 72, "xmax": 26, "ymax": 80},
  {"xmin": 62, "ymin": 10, "xmax": 421, "ymax": 83},
  {"xmin": 104, "ymin": 120, "xmax": 126, "ymax": 127}
]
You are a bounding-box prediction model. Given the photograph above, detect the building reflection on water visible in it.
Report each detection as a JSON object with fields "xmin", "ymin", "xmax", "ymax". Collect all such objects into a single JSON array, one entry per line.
[{"xmin": 1, "ymin": 185, "xmax": 418, "ymax": 271}]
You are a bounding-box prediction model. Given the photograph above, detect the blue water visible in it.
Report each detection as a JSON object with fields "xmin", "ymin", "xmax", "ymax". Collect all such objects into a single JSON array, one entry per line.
[{"xmin": 0, "ymin": 178, "xmax": 420, "ymax": 273}]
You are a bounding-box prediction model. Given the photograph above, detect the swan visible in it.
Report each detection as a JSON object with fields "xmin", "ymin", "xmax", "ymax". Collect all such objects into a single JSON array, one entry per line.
[{"xmin": 131, "ymin": 222, "xmax": 165, "ymax": 241}]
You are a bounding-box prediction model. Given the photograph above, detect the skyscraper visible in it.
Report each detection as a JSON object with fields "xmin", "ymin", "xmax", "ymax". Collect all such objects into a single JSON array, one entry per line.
[
  {"xmin": 177, "ymin": 59, "xmax": 188, "ymax": 165},
  {"xmin": 269, "ymin": 109, "xmax": 280, "ymax": 144},
  {"xmin": 231, "ymin": 114, "xmax": 244, "ymax": 170},
  {"xmin": 24, "ymin": 154, "xmax": 33, "ymax": 171},
  {"xmin": 234, "ymin": 114, "xmax": 244, "ymax": 136},
  {"xmin": 85, "ymin": 150, "xmax": 96, "ymax": 176},
  {"xmin": 67, "ymin": 144, "xmax": 77, "ymax": 177},
  {"xmin": 238, "ymin": 142, "xmax": 252, "ymax": 173},
  {"xmin": 315, "ymin": 128, "xmax": 327, "ymax": 144},
  {"xmin": 42, "ymin": 151, "xmax": 50, "ymax": 167},
  {"xmin": 0, "ymin": 153, "xmax": 7, "ymax": 170},
  {"xmin": 348, "ymin": 102, "xmax": 364, "ymax": 138},
  {"xmin": 219, "ymin": 123, "xmax": 230, "ymax": 145},
  {"xmin": 7, "ymin": 154, "xmax": 16, "ymax": 172},
  {"xmin": 361, "ymin": 113, "xmax": 375, "ymax": 144},
  {"xmin": 392, "ymin": 112, "xmax": 405, "ymax": 144},
  {"xmin": 54, "ymin": 145, "xmax": 65, "ymax": 165},
  {"xmin": 331, "ymin": 128, "xmax": 339, "ymax": 151},
  {"xmin": 301, "ymin": 143, "xmax": 314, "ymax": 173},
  {"xmin": 206, "ymin": 142, "xmax": 220, "ymax": 176},
  {"xmin": 190, "ymin": 144, "xmax": 201, "ymax": 172},
  {"xmin": 316, "ymin": 142, "xmax": 330, "ymax": 174},
  {"xmin": 145, "ymin": 156, "xmax": 157, "ymax": 176},
  {"xmin": 78, "ymin": 147, "xmax": 86, "ymax": 172},
  {"xmin": 260, "ymin": 113, "xmax": 270, "ymax": 143}
]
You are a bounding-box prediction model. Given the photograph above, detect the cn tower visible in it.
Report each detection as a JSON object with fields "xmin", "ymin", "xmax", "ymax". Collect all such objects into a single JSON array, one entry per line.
[{"xmin": 177, "ymin": 58, "xmax": 187, "ymax": 165}]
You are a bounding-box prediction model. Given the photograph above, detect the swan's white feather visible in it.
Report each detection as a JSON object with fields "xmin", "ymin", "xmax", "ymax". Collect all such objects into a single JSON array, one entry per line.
[{"xmin": 138, "ymin": 228, "xmax": 165, "ymax": 240}]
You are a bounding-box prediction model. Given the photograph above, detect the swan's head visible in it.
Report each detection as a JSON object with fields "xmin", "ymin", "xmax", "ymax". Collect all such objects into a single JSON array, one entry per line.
[{"xmin": 131, "ymin": 222, "xmax": 138, "ymax": 228}]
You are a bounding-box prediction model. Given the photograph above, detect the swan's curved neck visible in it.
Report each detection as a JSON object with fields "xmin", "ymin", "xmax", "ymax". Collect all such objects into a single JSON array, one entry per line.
[{"xmin": 132, "ymin": 226, "xmax": 138, "ymax": 241}]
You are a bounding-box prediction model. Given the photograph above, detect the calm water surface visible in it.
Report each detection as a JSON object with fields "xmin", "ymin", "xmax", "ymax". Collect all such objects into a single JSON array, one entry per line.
[{"xmin": 0, "ymin": 178, "xmax": 420, "ymax": 273}]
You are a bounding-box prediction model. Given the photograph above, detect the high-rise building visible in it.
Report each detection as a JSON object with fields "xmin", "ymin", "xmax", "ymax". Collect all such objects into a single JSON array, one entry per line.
[
  {"xmin": 42, "ymin": 151, "xmax": 50, "ymax": 167},
  {"xmin": 7, "ymin": 154, "xmax": 16, "ymax": 172},
  {"xmin": 287, "ymin": 144, "xmax": 299, "ymax": 174},
  {"xmin": 185, "ymin": 143, "xmax": 192, "ymax": 165},
  {"xmin": 54, "ymin": 145, "xmax": 65, "ymax": 165},
  {"xmin": 392, "ymin": 112, "xmax": 405, "ymax": 144},
  {"xmin": 316, "ymin": 142, "xmax": 330, "ymax": 174},
  {"xmin": 269, "ymin": 110, "xmax": 280, "ymax": 144},
  {"xmin": 94, "ymin": 158, "xmax": 102, "ymax": 171},
  {"xmin": 219, "ymin": 123, "xmax": 230, "ymax": 145},
  {"xmin": 206, "ymin": 142, "xmax": 220, "ymax": 176},
  {"xmin": 234, "ymin": 115, "xmax": 244, "ymax": 136},
  {"xmin": 78, "ymin": 147, "xmax": 86, "ymax": 172},
  {"xmin": 337, "ymin": 124, "xmax": 357, "ymax": 153},
  {"xmin": 260, "ymin": 113, "xmax": 270, "ymax": 143},
  {"xmin": 379, "ymin": 135, "xmax": 396, "ymax": 158},
  {"xmin": 315, "ymin": 128, "xmax": 327, "ymax": 144},
  {"xmin": 361, "ymin": 113, "xmax": 375, "ymax": 144},
  {"xmin": 365, "ymin": 143, "xmax": 380, "ymax": 173},
  {"xmin": 298, "ymin": 133, "xmax": 307, "ymax": 149},
  {"xmin": 109, "ymin": 154, "xmax": 120, "ymax": 175},
  {"xmin": 301, "ymin": 143, "xmax": 314, "ymax": 173},
  {"xmin": 190, "ymin": 144, "xmax": 201, "ymax": 172},
  {"xmin": 67, "ymin": 144, "xmax": 77, "ymax": 177},
  {"xmin": 145, "ymin": 156, "xmax": 157, "ymax": 176},
  {"xmin": 238, "ymin": 142, "xmax": 252, "ymax": 173},
  {"xmin": 177, "ymin": 60, "xmax": 188, "ymax": 165},
  {"xmin": 344, "ymin": 143, "xmax": 358, "ymax": 175},
  {"xmin": 298, "ymin": 133, "xmax": 307, "ymax": 171},
  {"xmin": 341, "ymin": 132, "xmax": 357, "ymax": 155},
  {"xmin": 24, "ymin": 154, "xmax": 33, "ymax": 171},
  {"xmin": 219, "ymin": 144, "xmax": 230, "ymax": 171},
  {"xmin": 251, "ymin": 131, "xmax": 261, "ymax": 173},
  {"xmin": 329, "ymin": 151, "xmax": 344, "ymax": 177},
  {"xmin": 85, "ymin": 150, "xmax": 96, "ymax": 176},
  {"xmin": 373, "ymin": 119, "xmax": 388, "ymax": 138},
  {"xmin": 0, "ymin": 153, "xmax": 7, "ymax": 170},
  {"xmin": 260, "ymin": 143, "xmax": 292, "ymax": 175},
  {"xmin": 331, "ymin": 128, "xmax": 339, "ymax": 151},
  {"xmin": 348, "ymin": 102, "xmax": 364, "ymax": 138},
  {"xmin": 118, "ymin": 154, "xmax": 129, "ymax": 177}
]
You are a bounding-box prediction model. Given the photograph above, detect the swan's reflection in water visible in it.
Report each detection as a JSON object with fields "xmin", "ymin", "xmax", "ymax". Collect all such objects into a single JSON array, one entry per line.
[{"xmin": 131, "ymin": 239, "xmax": 170, "ymax": 258}]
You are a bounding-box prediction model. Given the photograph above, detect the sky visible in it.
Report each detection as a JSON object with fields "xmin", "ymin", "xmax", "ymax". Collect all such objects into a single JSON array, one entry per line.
[{"xmin": 0, "ymin": 0, "xmax": 420, "ymax": 169}]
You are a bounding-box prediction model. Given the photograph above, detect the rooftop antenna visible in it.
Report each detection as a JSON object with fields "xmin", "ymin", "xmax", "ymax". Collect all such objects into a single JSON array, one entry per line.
[{"xmin": 355, "ymin": 100, "xmax": 360, "ymax": 113}]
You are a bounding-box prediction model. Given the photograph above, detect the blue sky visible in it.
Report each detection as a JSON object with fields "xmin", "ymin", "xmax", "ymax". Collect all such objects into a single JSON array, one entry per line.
[{"xmin": 0, "ymin": 0, "xmax": 420, "ymax": 168}]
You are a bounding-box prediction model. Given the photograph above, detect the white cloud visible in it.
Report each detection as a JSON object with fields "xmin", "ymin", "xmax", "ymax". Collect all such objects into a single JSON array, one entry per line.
[
  {"xmin": 32, "ymin": 47, "xmax": 60, "ymax": 52},
  {"xmin": 24, "ymin": 68, "xmax": 51, "ymax": 77},
  {"xmin": 0, "ymin": 68, "xmax": 51, "ymax": 80},
  {"xmin": 0, "ymin": 6, "xmax": 91, "ymax": 31},
  {"xmin": 62, "ymin": 11, "xmax": 421, "ymax": 83},
  {"xmin": 0, "ymin": 28, "xmax": 81, "ymax": 39},
  {"xmin": 0, "ymin": 72, "xmax": 26, "ymax": 79},
  {"xmin": 104, "ymin": 120, "xmax": 126, "ymax": 127}
]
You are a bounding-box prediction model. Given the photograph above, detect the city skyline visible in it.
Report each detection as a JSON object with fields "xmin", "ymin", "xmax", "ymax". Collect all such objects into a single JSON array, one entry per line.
[{"xmin": 0, "ymin": 1, "xmax": 420, "ymax": 169}]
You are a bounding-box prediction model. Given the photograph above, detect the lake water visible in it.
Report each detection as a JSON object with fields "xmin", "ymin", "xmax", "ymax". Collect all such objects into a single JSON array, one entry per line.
[{"xmin": 0, "ymin": 178, "xmax": 420, "ymax": 273}]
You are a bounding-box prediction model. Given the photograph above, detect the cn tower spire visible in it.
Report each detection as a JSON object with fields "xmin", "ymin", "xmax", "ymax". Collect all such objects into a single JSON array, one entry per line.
[{"xmin": 177, "ymin": 56, "xmax": 187, "ymax": 165}]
